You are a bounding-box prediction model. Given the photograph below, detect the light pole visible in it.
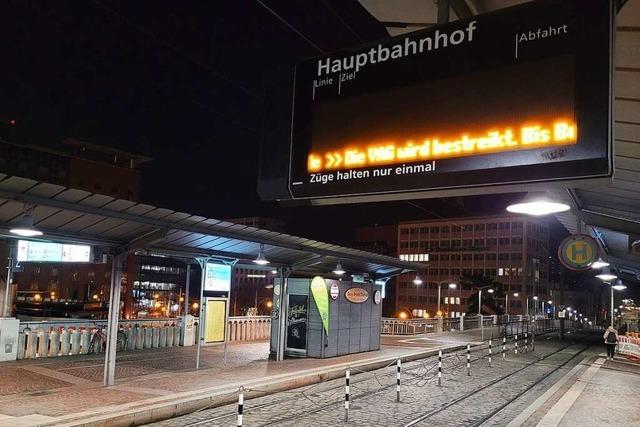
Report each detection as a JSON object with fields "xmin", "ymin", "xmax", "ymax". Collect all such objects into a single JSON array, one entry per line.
[
  {"xmin": 506, "ymin": 292, "xmax": 519, "ymax": 316},
  {"xmin": 436, "ymin": 281, "xmax": 457, "ymax": 316}
]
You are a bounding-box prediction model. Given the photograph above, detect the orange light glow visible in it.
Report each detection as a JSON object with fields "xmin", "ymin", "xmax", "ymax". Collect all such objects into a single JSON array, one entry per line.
[
  {"xmin": 436, "ymin": 310, "xmax": 443, "ymax": 317},
  {"xmin": 422, "ymin": 312, "xmax": 430, "ymax": 318},
  {"xmin": 398, "ymin": 312, "xmax": 408, "ymax": 320},
  {"xmin": 34, "ymin": 294, "xmax": 42, "ymax": 301},
  {"xmin": 307, "ymin": 120, "xmax": 576, "ymax": 172},
  {"xmin": 266, "ymin": 301, "xmax": 273, "ymax": 308}
]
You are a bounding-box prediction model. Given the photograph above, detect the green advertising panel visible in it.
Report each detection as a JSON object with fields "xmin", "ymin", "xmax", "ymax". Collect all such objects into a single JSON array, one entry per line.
[{"xmin": 310, "ymin": 276, "xmax": 329, "ymax": 335}]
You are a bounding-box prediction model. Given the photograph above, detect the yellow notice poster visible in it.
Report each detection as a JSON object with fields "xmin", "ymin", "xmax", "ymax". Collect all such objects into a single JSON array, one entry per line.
[{"xmin": 205, "ymin": 299, "xmax": 227, "ymax": 343}]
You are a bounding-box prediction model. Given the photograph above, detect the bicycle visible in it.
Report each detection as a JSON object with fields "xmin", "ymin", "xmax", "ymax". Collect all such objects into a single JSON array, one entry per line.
[{"xmin": 88, "ymin": 326, "xmax": 128, "ymax": 354}]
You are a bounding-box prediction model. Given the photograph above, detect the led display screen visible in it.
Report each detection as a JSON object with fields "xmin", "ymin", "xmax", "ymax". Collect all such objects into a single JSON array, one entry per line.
[
  {"xmin": 17, "ymin": 240, "xmax": 91, "ymax": 263},
  {"xmin": 204, "ymin": 263, "xmax": 232, "ymax": 293},
  {"xmin": 285, "ymin": 0, "xmax": 612, "ymax": 201}
]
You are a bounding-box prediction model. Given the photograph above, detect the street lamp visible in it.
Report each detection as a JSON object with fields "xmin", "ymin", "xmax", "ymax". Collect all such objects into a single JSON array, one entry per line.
[
  {"xmin": 436, "ymin": 281, "xmax": 456, "ymax": 315},
  {"xmin": 606, "ymin": 279, "xmax": 627, "ymax": 327},
  {"xmin": 506, "ymin": 292, "xmax": 519, "ymax": 316}
]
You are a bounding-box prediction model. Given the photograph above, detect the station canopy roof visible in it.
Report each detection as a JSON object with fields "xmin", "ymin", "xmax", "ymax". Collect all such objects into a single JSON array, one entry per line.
[{"xmin": 0, "ymin": 174, "xmax": 424, "ymax": 278}]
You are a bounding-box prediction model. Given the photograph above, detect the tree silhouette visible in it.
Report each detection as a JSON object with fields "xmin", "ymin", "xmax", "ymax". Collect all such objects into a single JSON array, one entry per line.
[{"xmin": 460, "ymin": 273, "xmax": 505, "ymax": 316}]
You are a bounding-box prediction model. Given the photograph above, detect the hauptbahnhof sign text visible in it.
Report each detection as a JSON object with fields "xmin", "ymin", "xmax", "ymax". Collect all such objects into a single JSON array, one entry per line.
[{"xmin": 258, "ymin": 0, "xmax": 613, "ymax": 203}]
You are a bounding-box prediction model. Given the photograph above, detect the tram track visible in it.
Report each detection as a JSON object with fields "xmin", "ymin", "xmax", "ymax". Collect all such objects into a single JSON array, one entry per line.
[
  {"xmin": 178, "ymin": 329, "xmax": 563, "ymax": 427},
  {"xmin": 403, "ymin": 334, "xmax": 597, "ymax": 427}
]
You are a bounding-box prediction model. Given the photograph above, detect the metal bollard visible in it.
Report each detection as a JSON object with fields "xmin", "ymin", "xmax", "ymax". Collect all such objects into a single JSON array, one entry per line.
[
  {"xmin": 467, "ymin": 344, "xmax": 471, "ymax": 376},
  {"xmin": 489, "ymin": 339, "xmax": 492, "ymax": 367},
  {"xmin": 524, "ymin": 332, "xmax": 528, "ymax": 353},
  {"xmin": 515, "ymin": 334, "xmax": 518, "ymax": 355},
  {"xmin": 345, "ymin": 369, "xmax": 350, "ymax": 422},
  {"xmin": 438, "ymin": 350, "xmax": 443, "ymax": 386},
  {"xmin": 237, "ymin": 386, "xmax": 244, "ymax": 427},
  {"xmin": 502, "ymin": 336, "xmax": 506, "ymax": 359},
  {"xmin": 396, "ymin": 358, "xmax": 401, "ymax": 402}
]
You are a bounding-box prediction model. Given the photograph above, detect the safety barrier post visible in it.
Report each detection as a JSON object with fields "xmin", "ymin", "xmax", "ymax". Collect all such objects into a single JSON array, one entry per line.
[
  {"xmin": 237, "ymin": 386, "xmax": 244, "ymax": 427},
  {"xmin": 502, "ymin": 335, "xmax": 506, "ymax": 359},
  {"xmin": 467, "ymin": 344, "xmax": 471, "ymax": 376},
  {"xmin": 396, "ymin": 358, "xmax": 401, "ymax": 402},
  {"xmin": 345, "ymin": 369, "xmax": 350, "ymax": 422},
  {"xmin": 438, "ymin": 350, "xmax": 443, "ymax": 386},
  {"xmin": 524, "ymin": 332, "xmax": 528, "ymax": 353},
  {"xmin": 489, "ymin": 339, "xmax": 492, "ymax": 367},
  {"xmin": 515, "ymin": 334, "xmax": 518, "ymax": 355}
]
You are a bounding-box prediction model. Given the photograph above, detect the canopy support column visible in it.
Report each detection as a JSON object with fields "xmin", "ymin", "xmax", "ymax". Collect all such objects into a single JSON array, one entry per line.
[
  {"xmin": 276, "ymin": 267, "xmax": 291, "ymax": 361},
  {"xmin": 103, "ymin": 252, "xmax": 126, "ymax": 387}
]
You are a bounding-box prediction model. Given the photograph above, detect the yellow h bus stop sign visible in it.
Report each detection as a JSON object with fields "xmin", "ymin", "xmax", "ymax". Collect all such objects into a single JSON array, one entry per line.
[{"xmin": 558, "ymin": 235, "xmax": 599, "ymax": 271}]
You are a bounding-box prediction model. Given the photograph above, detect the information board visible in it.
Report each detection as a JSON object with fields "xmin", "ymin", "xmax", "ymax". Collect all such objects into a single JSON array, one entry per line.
[
  {"xmin": 204, "ymin": 263, "xmax": 231, "ymax": 292},
  {"xmin": 17, "ymin": 240, "xmax": 91, "ymax": 263},
  {"xmin": 280, "ymin": 0, "xmax": 613, "ymax": 202}
]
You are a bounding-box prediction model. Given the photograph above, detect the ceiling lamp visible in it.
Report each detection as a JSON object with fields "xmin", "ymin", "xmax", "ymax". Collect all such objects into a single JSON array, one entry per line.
[
  {"xmin": 591, "ymin": 258, "xmax": 609, "ymax": 269},
  {"xmin": 10, "ymin": 209, "xmax": 43, "ymax": 237},
  {"xmin": 612, "ymin": 278, "xmax": 627, "ymax": 291},
  {"xmin": 253, "ymin": 244, "xmax": 270, "ymax": 265},
  {"xmin": 506, "ymin": 192, "xmax": 570, "ymax": 216},
  {"xmin": 333, "ymin": 262, "xmax": 345, "ymax": 275},
  {"xmin": 413, "ymin": 275, "xmax": 423, "ymax": 285},
  {"xmin": 448, "ymin": 283, "xmax": 457, "ymax": 289},
  {"xmin": 487, "ymin": 288, "xmax": 494, "ymax": 294},
  {"xmin": 596, "ymin": 266, "xmax": 617, "ymax": 281}
]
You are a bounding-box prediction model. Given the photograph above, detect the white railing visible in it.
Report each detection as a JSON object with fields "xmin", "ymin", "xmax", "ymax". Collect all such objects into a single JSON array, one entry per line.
[
  {"xmin": 15, "ymin": 316, "xmax": 271, "ymax": 360},
  {"xmin": 227, "ymin": 316, "xmax": 271, "ymax": 341}
]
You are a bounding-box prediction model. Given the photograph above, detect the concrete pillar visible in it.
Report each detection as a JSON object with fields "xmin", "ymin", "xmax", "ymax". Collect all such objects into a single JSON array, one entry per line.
[
  {"xmin": 134, "ymin": 327, "xmax": 142, "ymax": 349},
  {"xmin": 173, "ymin": 325, "xmax": 180, "ymax": 346},
  {"xmin": 436, "ymin": 317, "xmax": 444, "ymax": 333},
  {"xmin": 38, "ymin": 330, "xmax": 49, "ymax": 358},
  {"xmin": 167, "ymin": 326, "xmax": 174, "ymax": 347},
  {"xmin": 159, "ymin": 327, "xmax": 167, "ymax": 347},
  {"xmin": 71, "ymin": 330, "xmax": 80, "ymax": 355},
  {"xmin": 25, "ymin": 331, "xmax": 37, "ymax": 358},
  {"xmin": 48, "ymin": 331, "xmax": 59, "ymax": 357},
  {"xmin": 460, "ymin": 316, "xmax": 464, "ymax": 331},
  {"xmin": 144, "ymin": 328, "xmax": 152, "ymax": 348},
  {"xmin": 152, "ymin": 327, "xmax": 160, "ymax": 348},
  {"xmin": 60, "ymin": 330, "xmax": 70, "ymax": 356},
  {"xmin": 126, "ymin": 328, "xmax": 135, "ymax": 351},
  {"xmin": 17, "ymin": 332, "xmax": 26, "ymax": 359},
  {"xmin": 80, "ymin": 330, "xmax": 90, "ymax": 354}
]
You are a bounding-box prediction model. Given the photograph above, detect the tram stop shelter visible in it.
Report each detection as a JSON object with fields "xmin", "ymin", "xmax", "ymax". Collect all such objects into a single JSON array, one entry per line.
[{"xmin": 0, "ymin": 174, "xmax": 424, "ymax": 386}]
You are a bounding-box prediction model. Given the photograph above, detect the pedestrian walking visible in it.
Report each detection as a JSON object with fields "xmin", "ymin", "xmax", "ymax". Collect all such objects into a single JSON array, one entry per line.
[{"xmin": 603, "ymin": 325, "xmax": 618, "ymax": 360}]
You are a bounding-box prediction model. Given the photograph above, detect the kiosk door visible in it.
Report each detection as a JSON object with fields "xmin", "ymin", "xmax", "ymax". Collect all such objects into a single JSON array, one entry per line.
[{"xmin": 286, "ymin": 294, "xmax": 308, "ymax": 355}]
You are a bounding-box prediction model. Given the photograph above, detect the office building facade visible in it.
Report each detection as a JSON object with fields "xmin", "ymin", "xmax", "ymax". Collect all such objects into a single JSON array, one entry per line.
[{"xmin": 396, "ymin": 214, "xmax": 551, "ymax": 317}]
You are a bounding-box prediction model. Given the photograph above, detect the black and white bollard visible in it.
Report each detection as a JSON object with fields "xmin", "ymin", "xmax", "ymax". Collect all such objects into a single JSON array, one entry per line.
[
  {"xmin": 438, "ymin": 350, "xmax": 443, "ymax": 386},
  {"xmin": 515, "ymin": 334, "xmax": 519, "ymax": 355},
  {"xmin": 524, "ymin": 332, "xmax": 528, "ymax": 353},
  {"xmin": 489, "ymin": 339, "xmax": 492, "ymax": 367},
  {"xmin": 467, "ymin": 344, "xmax": 471, "ymax": 376},
  {"xmin": 502, "ymin": 336, "xmax": 506, "ymax": 360},
  {"xmin": 396, "ymin": 358, "xmax": 401, "ymax": 402},
  {"xmin": 237, "ymin": 386, "xmax": 244, "ymax": 427},
  {"xmin": 345, "ymin": 369, "xmax": 350, "ymax": 422}
]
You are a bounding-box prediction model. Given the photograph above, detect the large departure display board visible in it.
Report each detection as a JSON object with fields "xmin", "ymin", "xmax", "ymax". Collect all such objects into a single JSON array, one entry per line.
[{"xmin": 284, "ymin": 0, "xmax": 613, "ymax": 201}]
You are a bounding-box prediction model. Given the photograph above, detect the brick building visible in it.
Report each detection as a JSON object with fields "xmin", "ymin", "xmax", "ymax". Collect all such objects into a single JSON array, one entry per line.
[{"xmin": 396, "ymin": 214, "xmax": 552, "ymax": 317}]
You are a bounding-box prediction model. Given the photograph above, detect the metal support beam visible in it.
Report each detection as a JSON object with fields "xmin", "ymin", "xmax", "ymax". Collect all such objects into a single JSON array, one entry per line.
[
  {"xmin": 184, "ymin": 263, "xmax": 191, "ymax": 315},
  {"xmin": 103, "ymin": 252, "xmax": 126, "ymax": 387},
  {"xmin": 2, "ymin": 255, "xmax": 12, "ymax": 318},
  {"xmin": 195, "ymin": 257, "xmax": 210, "ymax": 371},
  {"xmin": 276, "ymin": 266, "xmax": 291, "ymax": 361},
  {"xmin": 437, "ymin": 0, "xmax": 450, "ymax": 24}
]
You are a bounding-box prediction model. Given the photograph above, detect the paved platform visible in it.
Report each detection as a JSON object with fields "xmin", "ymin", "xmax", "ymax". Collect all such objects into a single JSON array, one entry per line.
[
  {"xmin": 511, "ymin": 350, "xmax": 640, "ymax": 427},
  {"xmin": 0, "ymin": 328, "xmax": 493, "ymax": 427}
]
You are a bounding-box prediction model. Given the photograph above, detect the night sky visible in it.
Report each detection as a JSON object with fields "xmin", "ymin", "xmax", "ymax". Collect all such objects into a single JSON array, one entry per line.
[{"xmin": 0, "ymin": 1, "xmax": 536, "ymax": 244}]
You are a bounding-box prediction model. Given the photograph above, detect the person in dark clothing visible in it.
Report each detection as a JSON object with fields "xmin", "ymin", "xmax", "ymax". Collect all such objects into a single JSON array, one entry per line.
[{"xmin": 603, "ymin": 325, "xmax": 618, "ymax": 360}]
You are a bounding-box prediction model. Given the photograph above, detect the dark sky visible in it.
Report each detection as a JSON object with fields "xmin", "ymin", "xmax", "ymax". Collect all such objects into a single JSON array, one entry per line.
[{"xmin": 0, "ymin": 1, "xmax": 541, "ymax": 243}]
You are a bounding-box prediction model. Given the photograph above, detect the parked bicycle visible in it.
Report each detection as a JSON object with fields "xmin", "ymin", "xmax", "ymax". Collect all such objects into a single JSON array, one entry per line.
[{"xmin": 88, "ymin": 326, "xmax": 128, "ymax": 354}]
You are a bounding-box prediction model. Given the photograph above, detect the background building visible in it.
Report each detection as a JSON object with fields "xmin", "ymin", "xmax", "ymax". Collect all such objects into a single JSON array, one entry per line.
[{"xmin": 396, "ymin": 214, "xmax": 552, "ymax": 317}]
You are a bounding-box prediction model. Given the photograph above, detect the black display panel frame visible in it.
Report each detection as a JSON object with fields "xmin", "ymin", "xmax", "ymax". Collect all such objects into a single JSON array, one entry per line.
[{"xmin": 286, "ymin": 0, "xmax": 613, "ymax": 201}]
